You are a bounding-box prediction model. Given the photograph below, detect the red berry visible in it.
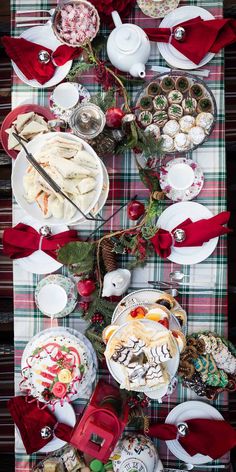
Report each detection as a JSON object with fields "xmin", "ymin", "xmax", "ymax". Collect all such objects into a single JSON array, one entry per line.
[
  {"xmin": 127, "ymin": 200, "xmax": 145, "ymax": 221},
  {"xmin": 105, "ymin": 107, "xmax": 124, "ymax": 128},
  {"xmin": 158, "ymin": 318, "xmax": 169, "ymax": 329},
  {"xmin": 77, "ymin": 279, "xmax": 96, "ymax": 297}
]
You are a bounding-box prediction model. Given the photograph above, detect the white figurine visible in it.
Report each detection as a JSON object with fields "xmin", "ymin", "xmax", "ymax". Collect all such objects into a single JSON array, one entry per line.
[{"xmin": 102, "ymin": 269, "xmax": 131, "ymax": 297}]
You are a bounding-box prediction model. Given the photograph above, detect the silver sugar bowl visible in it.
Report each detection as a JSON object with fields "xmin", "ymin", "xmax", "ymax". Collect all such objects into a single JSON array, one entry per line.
[{"xmin": 69, "ymin": 103, "xmax": 105, "ymax": 140}]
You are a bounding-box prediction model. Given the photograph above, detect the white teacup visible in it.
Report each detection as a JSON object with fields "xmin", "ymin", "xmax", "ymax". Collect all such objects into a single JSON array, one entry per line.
[
  {"xmin": 52, "ymin": 82, "xmax": 79, "ymax": 110},
  {"xmin": 37, "ymin": 283, "xmax": 68, "ymax": 316}
]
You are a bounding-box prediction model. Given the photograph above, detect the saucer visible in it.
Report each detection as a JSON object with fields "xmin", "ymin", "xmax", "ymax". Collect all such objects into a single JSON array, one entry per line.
[
  {"xmin": 35, "ymin": 274, "xmax": 77, "ymax": 318},
  {"xmin": 137, "ymin": 0, "xmax": 180, "ymax": 19},
  {"xmin": 160, "ymin": 158, "xmax": 204, "ymax": 201},
  {"xmin": 50, "ymin": 82, "xmax": 90, "ymax": 122}
]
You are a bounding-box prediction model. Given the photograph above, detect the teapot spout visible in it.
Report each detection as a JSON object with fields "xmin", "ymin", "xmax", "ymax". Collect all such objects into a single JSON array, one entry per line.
[
  {"xmin": 111, "ymin": 11, "xmax": 122, "ymax": 27},
  {"xmin": 129, "ymin": 63, "xmax": 146, "ymax": 78}
]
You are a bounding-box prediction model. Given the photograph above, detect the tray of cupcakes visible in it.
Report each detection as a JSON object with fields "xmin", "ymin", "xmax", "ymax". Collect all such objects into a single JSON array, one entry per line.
[{"xmin": 135, "ymin": 71, "xmax": 216, "ymax": 154}]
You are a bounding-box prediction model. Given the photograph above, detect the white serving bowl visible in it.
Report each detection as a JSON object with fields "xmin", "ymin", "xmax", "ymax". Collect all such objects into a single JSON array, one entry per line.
[{"xmin": 12, "ymin": 131, "xmax": 104, "ymax": 225}]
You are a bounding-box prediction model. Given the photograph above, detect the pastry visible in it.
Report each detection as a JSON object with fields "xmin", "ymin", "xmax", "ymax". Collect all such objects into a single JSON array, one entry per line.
[
  {"xmin": 175, "ymin": 76, "xmax": 189, "ymax": 93},
  {"xmin": 160, "ymin": 76, "xmax": 175, "ymax": 92},
  {"xmin": 168, "ymin": 90, "xmax": 183, "ymax": 104},
  {"xmin": 144, "ymin": 124, "xmax": 161, "ymax": 140},
  {"xmin": 147, "ymin": 81, "xmax": 161, "ymax": 96},
  {"xmin": 172, "ymin": 330, "xmax": 186, "ymax": 353},
  {"xmin": 182, "ymin": 97, "xmax": 197, "ymax": 115},
  {"xmin": 152, "ymin": 111, "xmax": 168, "ymax": 127},
  {"xmin": 162, "ymin": 119, "xmax": 180, "ymax": 137},
  {"xmin": 188, "ymin": 126, "xmax": 205, "ymax": 145},
  {"xmin": 162, "ymin": 134, "xmax": 174, "ymax": 153},
  {"xmin": 197, "ymin": 97, "xmax": 213, "ymax": 113},
  {"xmin": 61, "ymin": 446, "xmax": 84, "ymax": 471},
  {"xmin": 168, "ymin": 104, "xmax": 183, "ymax": 120},
  {"xmin": 153, "ymin": 94, "xmax": 168, "ymax": 110},
  {"xmin": 42, "ymin": 459, "xmax": 62, "ymax": 472},
  {"xmin": 139, "ymin": 95, "xmax": 153, "ymax": 111},
  {"xmin": 195, "ymin": 112, "xmax": 214, "ymax": 133},
  {"xmin": 155, "ymin": 293, "xmax": 176, "ymax": 310},
  {"xmin": 174, "ymin": 132, "xmax": 191, "ymax": 151},
  {"xmin": 138, "ymin": 110, "xmax": 153, "ymax": 127},
  {"xmin": 179, "ymin": 115, "xmax": 195, "ymax": 133},
  {"xmin": 145, "ymin": 305, "xmax": 170, "ymax": 328},
  {"xmin": 173, "ymin": 309, "xmax": 187, "ymax": 327},
  {"xmin": 190, "ymin": 83, "xmax": 205, "ymax": 100}
]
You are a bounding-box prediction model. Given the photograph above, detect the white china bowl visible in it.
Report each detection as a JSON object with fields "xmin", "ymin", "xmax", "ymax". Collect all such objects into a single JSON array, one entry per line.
[{"xmin": 12, "ymin": 132, "xmax": 104, "ymax": 226}]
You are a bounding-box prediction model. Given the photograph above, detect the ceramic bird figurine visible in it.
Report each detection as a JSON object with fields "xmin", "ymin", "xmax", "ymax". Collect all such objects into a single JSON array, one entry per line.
[{"xmin": 102, "ymin": 269, "xmax": 131, "ymax": 297}]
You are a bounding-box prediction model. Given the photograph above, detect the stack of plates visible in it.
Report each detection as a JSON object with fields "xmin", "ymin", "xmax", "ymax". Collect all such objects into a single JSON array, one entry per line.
[{"xmin": 12, "ymin": 132, "xmax": 109, "ymax": 226}]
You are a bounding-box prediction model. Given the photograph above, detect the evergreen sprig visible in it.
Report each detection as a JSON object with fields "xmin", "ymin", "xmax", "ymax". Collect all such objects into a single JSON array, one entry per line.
[
  {"xmin": 89, "ymin": 88, "xmax": 116, "ymax": 112},
  {"xmin": 66, "ymin": 61, "xmax": 94, "ymax": 81}
]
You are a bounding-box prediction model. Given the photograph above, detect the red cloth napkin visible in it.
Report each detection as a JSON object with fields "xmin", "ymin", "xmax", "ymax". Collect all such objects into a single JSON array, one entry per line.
[
  {"xmin": 1, "ymin": 36, "xmax": 81, "ymax": 84},
  {"xmin": 148, "ymin": 419, "xmax": 236, "ymax": 459},
  {"xmin": 8, "ymin": 396, "xmax": 73, "ymax": 454},
  {"xmin": 3, "ymin": 223, "xmax": 79, "ymax": 260},
  {"xmin": 150, "ymin": 211, "xmax": 231, "ymax": 258},
  {"xmin": 144, "ymin": 17, "xmax": 236, "ymax": 65}
]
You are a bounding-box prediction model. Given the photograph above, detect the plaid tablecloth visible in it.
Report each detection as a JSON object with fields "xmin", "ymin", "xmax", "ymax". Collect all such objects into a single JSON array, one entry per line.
[{"xmin": 11, "ymin": 0, "xmax": 228, "ymax": 470}]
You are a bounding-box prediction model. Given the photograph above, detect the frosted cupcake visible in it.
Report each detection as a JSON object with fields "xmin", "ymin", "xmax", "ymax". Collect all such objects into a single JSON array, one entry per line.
[
  {"xmin": 168, "ymin": 104, "xmax": 183, "ymax": 120},
  {"xmin": 182, "ymin": 97, "xmax": 197, "ymax": 115},
  {"xmin": 138, "ymin": 110, "xmax": 153, "ymax": 127},
  {"xmin": 163, "ymin": 120, "xmax": 180, "ymax": 138},
  {"xmin": 179, "ymin": 115, "xmax": 195, "ymax": 133},
  {"xmin": 168, "ymin": 90, "xmax": 183, "ymax": 104},
  {"xmin": 153, "ymin": 94, "xmax": 168, "ymax": 110},
  {"xmin": 153, "ymin": 111, "xmax": 168, "ymax": 127},
  {"xmin": 174, "ymin": 133, "xmax": 191, "ymax": 151},
  {"xmin": 162, "ymin": 134, "xmax": 174, "ymax": 153},
  {"xmin": 188, "ymin": 126, "xmax": 205, "ymax": 145},
  {"xmin": 196, "ymin": 112, "xmax": 214, "ymax": 133},
  {"xmin": 145, "ymin": 124, "xmax": 161, "ymax": 140}
]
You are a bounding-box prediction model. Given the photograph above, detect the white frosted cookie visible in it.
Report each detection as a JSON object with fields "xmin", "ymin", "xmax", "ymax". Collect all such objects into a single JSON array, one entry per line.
[
  {"xmin": 179, "ymin": 115, "xmax": 195, "ymax": 133},
  {"xmin": 163, "ymin": 120, "xmax": 180, "ymax": 137},
  {"xmin": 188, "ymin": 126, "xmax": 205, "ymax": 145}
]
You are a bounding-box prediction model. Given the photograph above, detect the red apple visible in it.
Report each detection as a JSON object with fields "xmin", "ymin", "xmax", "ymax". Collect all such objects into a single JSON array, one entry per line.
[
  {"xmin": 127, "ymin": 200, "xmax": 145, "ymax": 221},
  {"xmin": 77, "ymin": 279, "xmax": 96, "ymax": 297}
]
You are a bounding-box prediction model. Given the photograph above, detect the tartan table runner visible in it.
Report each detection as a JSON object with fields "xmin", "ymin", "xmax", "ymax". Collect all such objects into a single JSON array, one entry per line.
[{"xmin": 10, "ymin": 0, "xmax": 228, "ymax": 470}]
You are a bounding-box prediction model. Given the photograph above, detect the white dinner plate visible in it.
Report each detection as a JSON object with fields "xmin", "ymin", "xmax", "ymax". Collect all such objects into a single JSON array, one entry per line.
[
  {"xmin": 158, "ymin": 6, "xmax": 215, "ymax": 69},
  {"xmin": 106, "ymin": 319, "xmax": 179, "ymax": 399},
  {"xmin": 165, "ymin": 401, "xmax": 223, "ymax": 464},
  {"xmin": 39, "ymin": 402, "xmax": 76, "ymax": 453},
  {"xmin": 157, "ymin": 202, "xmax": 218, "ymax": 264},
  {"xmin": 12, "ymin": 24, "xmax": 72, "ymax": 88},
  {"xmin": 15, "ymin": 215, "xmax": 65, "ymax": 274},
  {"xmin": 12, "ymin": 132, "xmax": 104, "ymax": 226}
]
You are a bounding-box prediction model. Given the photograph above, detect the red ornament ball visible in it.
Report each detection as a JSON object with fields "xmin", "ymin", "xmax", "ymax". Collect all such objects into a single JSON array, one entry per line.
[
  {"xmin": 105, "ymin": 107, "xmax": 125, "ymax": 128},
  {"xmin": 127, "ymin": 200, "xmax": 145, "ymax": 221},
  {"xmin": 77, "ymin": 279, "xmax": 96, "ymax": 297}
]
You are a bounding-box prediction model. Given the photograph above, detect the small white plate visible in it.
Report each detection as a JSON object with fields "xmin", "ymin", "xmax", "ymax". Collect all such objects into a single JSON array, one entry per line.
[
  {"xmin": 165, "ymin": 401, "xmax": 223, "ymax": 464},
  {"xmin": 160, "ymin": 158, "xmax": 204, "ymax": 202},
  {"xmin": 15, "ymin": 216, "xmax": 66, "ymax": 274},
  {"xmin": 35, "ymin": 274, "xmax": 77, "ymax": 318},
  {"xmin": 39, "ymin": 402, "xmax": 76, "ymax": 453},
  {"xmin": 158, "ymin": 6, "xmax": 215, "ymax": 69},
  {"xmin": 12, "ymin": 24, "xmax": 72, "ymax": 88},
  {"xmin": 157, "ymin": 202, "xmax": 218, "ymax": 264}
]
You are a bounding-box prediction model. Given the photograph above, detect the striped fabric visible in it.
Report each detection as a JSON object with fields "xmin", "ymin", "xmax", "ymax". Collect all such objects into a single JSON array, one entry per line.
[{"xmin": 10, "ymin": 0, "xmax": 228, "ymax": 470}]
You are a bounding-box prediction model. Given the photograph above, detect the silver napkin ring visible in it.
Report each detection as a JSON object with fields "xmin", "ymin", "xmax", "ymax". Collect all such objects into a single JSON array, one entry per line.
[
  {"xmin": 172, "ymin": 228, "xmax": 186, "ymax": 243},
  {"xmin": 38, "ymin": 50, "xmax": 51, "ymax": 64}
]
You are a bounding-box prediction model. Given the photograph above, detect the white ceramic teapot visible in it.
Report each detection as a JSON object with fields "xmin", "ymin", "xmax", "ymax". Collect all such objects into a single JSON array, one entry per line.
[
  {"xmin": 112, "ymin": 434, "xmax": 164, "ymax": 472},
  {"xmin": 107, "ymin": 11, "xmax": 151, "ymax": 78}
]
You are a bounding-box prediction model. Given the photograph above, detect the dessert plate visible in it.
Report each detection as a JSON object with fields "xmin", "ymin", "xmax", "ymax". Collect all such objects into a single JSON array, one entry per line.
[
  {"xmin": 0, "ymin": 104, "xmax": 56, "ymax": 159},
  {"xmin": 15, "ymin": 215, "xmax": 65, "ymax": 275},
  {"xmin": 158, "ymin": 6, "xmax": 215, "ymax": 69},
  {"xmin": 106, "ymin": 319, "xmax": 179, "ymax": 400},
  {"xmin": 160, "ymin": 158, "xmax": 204, "ymax": 201},
  {"xmin": 12, "ymin": 24, "xmax": 72, "ymax": 88},
  {"xmin": 165, "ymin": 401, "xmax": 223, "ymax": 464},
  {"xmin": 137, "ymin": 0, "xmax": 180, "ymax": 19},
  {"xmin": 113, "ymin": 303, "xmax": 181, "ymax": 332},
  {"xmin": 157, "ymin": 202, "xmax": 218, "ymax": 264}
]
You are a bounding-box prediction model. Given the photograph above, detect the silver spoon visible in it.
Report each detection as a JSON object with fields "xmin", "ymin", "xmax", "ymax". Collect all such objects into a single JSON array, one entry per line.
[
  {"xmin": 184, "ymin": 464, "xmax": 226, "ymax": 470},
  {"xmin": 169, "ymin": 271, "xmax": 214, "ymax": 288}
]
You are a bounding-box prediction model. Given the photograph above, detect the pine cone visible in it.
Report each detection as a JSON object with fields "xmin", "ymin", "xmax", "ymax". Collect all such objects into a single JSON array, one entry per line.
[
  {"xmin": 152, "ymin": 191, "xmax": 164, "ymax": 201},
  {"xmin": 88, "ymin": 133, "xmax": 115, "ymax": 156},
  {"xmin": 100, "ymin": 239, "xmax": 117, "ymax": 272}
]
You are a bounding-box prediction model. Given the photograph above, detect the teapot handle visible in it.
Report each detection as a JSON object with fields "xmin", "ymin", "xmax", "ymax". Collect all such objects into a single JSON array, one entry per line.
[{"xmin": 111, "ymin": 11, "xmax": 122, "ymax": 27}]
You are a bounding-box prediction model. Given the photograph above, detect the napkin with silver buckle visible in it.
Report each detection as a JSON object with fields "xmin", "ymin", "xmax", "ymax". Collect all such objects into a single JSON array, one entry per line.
[
  {"xmin": 150, "ymin": 211, "xmax": 231, "ymax": 259},
  {"xmin": 1, "ymin": 36, "xmax": 81, "ymax": 84}
]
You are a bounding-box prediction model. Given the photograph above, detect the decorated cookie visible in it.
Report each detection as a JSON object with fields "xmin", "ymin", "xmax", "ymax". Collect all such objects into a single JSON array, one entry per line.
[
  {"xmin": 168, "ymin": 90, "xmax": 183, "ymax": 104},
  {"xmin": 182, "ymin": 97, "xmax": 197, "ymax": 115},
  {"xmin": 153, "ymin": 110, "xmax": 168, "ymax": 127},
  {"xmin": 139, "ymin": 95, "xmax": 153, "ymax": 111},
  {"xmin": 138, "ymin": 110, "xmax": 153, "ymax": 127},
  {"xmin": 145, "ymin": 124, "xmax": 161, "ymax": 139},
  {"xmin": 147, "ymin": 81, "xmax": 161, "ymax": 96},
  {"xmin": 162, "ymin": 134, "xmax": 174, "ymax": 152},
  {"xmin": 179, "ymin": 115, "xmax": 195, "ymax": 133},
  {"xmin": 160, "ymin": 76, "xmax": 175, "ymax": 92},
  {"xmin": 153, "ymin": 94, "xmax": 168, "ymax": 111},
  {"xmin": 197, "ymin": 97, "xmax": 213, "ymax": 113},
  {"xmin": 196, "ymin": 112, "xmax": 214, "ymax": 133},
  {"xmin": 163, "ymin": 119, "xmax": 180, "ymax": 137},
  {"xmin": 174, "ymin": 132, "xmax": 191, "ymax": 151},
  {"xmin": 188, "ymin": 126, "xmax": 205, "ymax": 145},
  {"xmin": 168, "ymin": 104, "xmax": 183, "ymax": 120},
  {"xmin": 175, "ymin": 76, "xmax": 189, "ymax": 93}
]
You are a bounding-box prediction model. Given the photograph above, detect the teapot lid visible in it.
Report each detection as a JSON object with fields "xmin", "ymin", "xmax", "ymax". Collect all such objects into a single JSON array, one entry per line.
[
  {"xmin": 119, "ymin": 458, "xmax": 147, "ymax": 472},
  {"xmin": 114, "ymin": 24, "xmax": 141, "ymax": 54}
]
